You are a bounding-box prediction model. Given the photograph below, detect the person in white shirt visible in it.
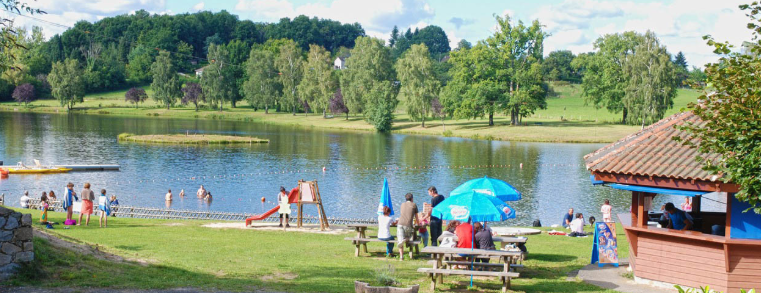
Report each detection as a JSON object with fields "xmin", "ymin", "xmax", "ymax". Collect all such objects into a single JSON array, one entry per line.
[
  {"xmin": 601, "ymin": 199, "xmax": 613, "ymax": 222},
  {"xmin": 377, "ymin": 206, "xmax": 396, "ymax": 257},
  {"xmin": 19, "ymin": 191, "xmax": 31, "ymax": 208},
  {"xmin": 569, "ymin": 213, "xmax": 586, "ymax": 236}
]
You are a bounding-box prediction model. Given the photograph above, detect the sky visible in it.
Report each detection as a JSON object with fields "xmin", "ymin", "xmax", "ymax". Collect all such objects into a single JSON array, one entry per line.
[{"xmin": 6, "ymin": 0, "xmax": 754, "ymax": 68}]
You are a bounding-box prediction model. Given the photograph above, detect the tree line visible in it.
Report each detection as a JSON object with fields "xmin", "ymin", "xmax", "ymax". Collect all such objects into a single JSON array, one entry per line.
[{"xmin": 2, "ymin": 8, "xmax": 710, "ymax": 131}]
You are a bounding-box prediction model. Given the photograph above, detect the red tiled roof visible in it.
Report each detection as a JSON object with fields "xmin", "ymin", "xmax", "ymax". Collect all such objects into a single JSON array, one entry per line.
[{"xmin": 584, "ymin": 111, "xmax": 722, "ymax": 182}]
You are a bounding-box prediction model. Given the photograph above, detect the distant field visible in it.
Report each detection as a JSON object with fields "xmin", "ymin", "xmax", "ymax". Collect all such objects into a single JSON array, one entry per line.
[{"xmin": 0, "ymin": 83, "xmax": 704, "ymax": 143}]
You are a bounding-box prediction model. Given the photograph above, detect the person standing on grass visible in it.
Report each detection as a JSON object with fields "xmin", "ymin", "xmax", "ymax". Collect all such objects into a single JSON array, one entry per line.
[
  {"xmin": 277, "ymin": 187, "xmax": 291, "ymax": 228},
  {"xmin": 377, "ymin": 206, "xmax": 396, "ymax": 257},
  {"xmin": 397, "ymin": 193, "xmax": 419, "ymax": 261},
  {"xmin": 63, "ymin": 183, "xmax": 78, "ymax": 223},
  {"xmin": 98, "ymin": 189, "xmax": 110, "ymax": 228},
  {"xmin": 428, "ymin": 186, "xmax": 445, "ymax": 246},
  {"xmin": 78, "ymin": 183, "xmax": 95, "ymax": 226},
  {"xmin": 40, "ymin": 192, "xmax": 49, "ymax": 224},
  {"xmin": 601, "ymin": 200, "xmax": 613, "ymax": 222}
]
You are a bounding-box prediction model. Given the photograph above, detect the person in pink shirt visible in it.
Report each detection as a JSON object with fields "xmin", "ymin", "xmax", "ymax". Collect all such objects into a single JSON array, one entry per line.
[{"xmin": 601, "ymin": 199, "xmax": 613, "ymax": 222}]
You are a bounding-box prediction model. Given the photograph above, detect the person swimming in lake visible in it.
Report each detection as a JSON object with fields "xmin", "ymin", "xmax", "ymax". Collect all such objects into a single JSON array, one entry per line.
[
  {"xmin": 197, "ymin": 185, "xmax": 207, "ymax": 198},
  {"xmin": 165, "ymin": 189, "xmax": 173, "ymax": 202}
]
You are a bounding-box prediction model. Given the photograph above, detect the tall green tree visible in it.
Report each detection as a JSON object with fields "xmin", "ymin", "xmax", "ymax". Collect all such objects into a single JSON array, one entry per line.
[
  {"xmin": 340, "ymin": 36, "xmax": 395, "ymax": 115},
  {"xmin": 298, "ymin": 44, "xmax": 335, "ymax": 117},
  {"xmin": 389, "ymin": 26, "xmax": 399, "ymax": 48},
  {"xmin": 242, "ymin": 46, "xmax": 280, "ymax": 113},
  {"xmin": 127, "ymin": 45, "xmax": 154, "ymax": 84},
  {"xmin": 48, "ymin": 58, "xmax": 85, "ymax": 110},
  {"xmin": 442, "ymin": 43, "xmax": 501, "ymax": 125},
  {"xmin": 0, "ymin": 0, "xmax": 44, "ymax": 73},
  {"xmin": 677, "ymin": 2, "xmax": 761, "ymax": 213},
  {"xmin": 275, "ymin": 40, "xmax": 304, "ymax": 115},
  {"xmin": 222, "ymin": 39, "xmax": 249, "ymax": 108},
  {"xmin": 365, "ymin": 80, "xmax": 397, "ymax": 132},
  {"xmin": 396, "ymin": 43, "xmax": 439, "ymax": 127},
  {"xmin": 201, "ymin": 43, "xmax": 236, "ymax": 111},
  {"xmin": 623, "ymin": 31, "xmax": 677, "ymax": 127},
  {"xmin": 174, "ymin": 41, "xmax": 194, "ymax": 73},
  {"xmin": 150, "ymin": 51, "xmax": 182, "ymax": 109},
  {"xmin": 672, "ymin": 51, "xmax": 689, "ymax": 87},
  {"xmin": 542, "ymin": 50, "xmax": 577, "ymax": 82},
  {"xmin": 577, "ymin": 31, "xmax": 644, "ymax": 123}
]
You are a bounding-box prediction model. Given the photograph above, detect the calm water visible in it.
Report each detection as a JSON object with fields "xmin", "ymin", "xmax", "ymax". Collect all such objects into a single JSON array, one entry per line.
[{"xmin": 0, "ymin": 111, "xmax": 707, "ymax": 225}]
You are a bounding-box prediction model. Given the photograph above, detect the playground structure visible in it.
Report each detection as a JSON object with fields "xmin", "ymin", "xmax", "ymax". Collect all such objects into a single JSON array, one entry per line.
[{"xmin": 245, "ymin": 180, "xmax": 329, "ymax": 230}]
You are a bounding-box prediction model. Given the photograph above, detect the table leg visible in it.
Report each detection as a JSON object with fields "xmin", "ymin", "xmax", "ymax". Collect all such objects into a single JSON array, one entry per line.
[
  {"xmin": 437, "ymin": 253, "xmax": 444, "ymax": 284},
  {"xmin": 360, "ymin": 228, "xmax": 368, "ymax": 253}
]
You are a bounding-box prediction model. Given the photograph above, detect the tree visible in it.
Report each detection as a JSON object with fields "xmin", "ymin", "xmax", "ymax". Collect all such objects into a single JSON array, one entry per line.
[
  {"xmin": 174, "ymin": 41, "xmax": 195, "ymax": 73},
  {"xmin": 298, "ymin": 44, "xmax": 335, "ymax": 117},
  {"xmin": 127, "ymin": 45, "xmax": 154, "ymax": 84},
  {"xmin": 329, "ymin": 87, "xmax": 349, "ymax": 120},
  {"xmin": 677, "ymin": 2, "xmax": 761, "ymax": 213},
  {"xmin": 687, "ymin": 66, "xmax": 706, "ymax": 87},
  {"xmin": 673, "ymin": 51, "xmax": 688, "ymax": 69},
  {"xmin": 150, "ymin": 51, "xmax": 181, "ymax": 109},
  {"xmin": 430, "ymin": 97, "xmax": 445, "ymax": 129},
  {"xmin": 48, "ymin": 58, "xmax": 85, "ymax": 110},
  {"xmin": 389, "ymin": 25, "xmax": 399, "ymax": 48},
  {"xmin": 0, "ymin": 1, "xmax": 44, "ymax": 73},
  {"xmin": 12, "ymin": 83, "xmax": 35, "ymax": 105},
  {"xmin": 201, "ymin": 43, "xmax": 236, "ymax": 111},
  {"xmin": 364, "ymin": 81, "xmax": 397, "ymax": 132},
  {"xmin": 455, "ymin": 39, "xmax": 471, "ymax": 51},
  {"xmin": 223, "ymin": 39, "xmax": 249, "ymax": 108},
  {"xmin": 577, "ymin": 32, "xmax": 644, "ymax": 123},
  {"xmin": 124, "ymin": 87, "xmax": 148, "ymax": 108},
  {"xmin": 242, "ymin": 46, "xmax": 280, "ymax": 113},
  {"xmin": 181, "ymin": 82, "xmax": 204, "ymax": 111},
  {"xmin": 445, "ymin": 14, "xmax": 547, "ymax": 126},
  {"xmin": 672, "ymin": 51, "xmax": 689, "ymax": 87},
  {"xmin": 275, "ymin": 40, "xmax": 303, "ymax": 115},
  {"xmin": 396, "ymin": 43, "xmax": 440, "ymax": 127},
  {"xmin": 340, "ymin": 36, "xmax": 395, "ymax": 115},
  {"xmin": 623, "ymin": 31, "xmax": 677, "ymax": 127},
  {"xmin": 542, "ymin": 50, "xmax": 577, "ymax": 82}
]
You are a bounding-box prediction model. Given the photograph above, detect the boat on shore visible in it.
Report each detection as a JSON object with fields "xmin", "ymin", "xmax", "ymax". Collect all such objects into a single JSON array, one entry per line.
[{"xmin": 8, "ymin": 160, "xmax": 73, "ymax": 174}]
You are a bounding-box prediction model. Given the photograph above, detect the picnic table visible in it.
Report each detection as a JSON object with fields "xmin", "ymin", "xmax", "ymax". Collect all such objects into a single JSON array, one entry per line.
[
  {"xmin": 490, "ymin": 227, "xmax": 542, "ymax": 236},
  {"xmin": 418, "ymin": 246, "xmax": 522, "ymax": 292},
  {"xmin": 345, "ymin": 223, "xmax": 420, "ymax": 257}
]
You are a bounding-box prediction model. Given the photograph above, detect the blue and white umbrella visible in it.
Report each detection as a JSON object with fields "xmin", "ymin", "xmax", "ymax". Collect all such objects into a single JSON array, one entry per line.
[{"xmin": 449, "ymin": 176, "xmax": 522, "ymax": 202}]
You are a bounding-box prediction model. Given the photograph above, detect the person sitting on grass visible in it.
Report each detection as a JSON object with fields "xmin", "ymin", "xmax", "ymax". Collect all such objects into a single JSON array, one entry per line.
[
  {"xmin": 377, "ymin": 206, "xmax": 396, "ymax": 257},
  {"xmin": 569, "ymin": 213, "xmax": 586, "ymax": 237},
  {"xmin": 109, "ymin": 195, "xmax": 119, "ymax": 218},
  {"xmin": 98, "ymin": 189, "xmax": 110, "ymax": 228},
  {"xmin": 437, "ymin": 220, "xmax": 459, "ymax": 248},
  {"xmin": 20, "ymin": 191, "xmax": 31, "ymax": 209},
  {"xmin": 474, "ymin": 222, "xmax": 495, "ymax": 264},
  {"xmin": 562, "ymin": 208, "xmax": 574, "ymax": 228}
]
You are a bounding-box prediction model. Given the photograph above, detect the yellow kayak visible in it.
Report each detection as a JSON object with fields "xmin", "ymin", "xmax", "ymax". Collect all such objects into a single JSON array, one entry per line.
[{"xmin": 8, "ymin": 167, "xmax": 72, "ymax": 174}]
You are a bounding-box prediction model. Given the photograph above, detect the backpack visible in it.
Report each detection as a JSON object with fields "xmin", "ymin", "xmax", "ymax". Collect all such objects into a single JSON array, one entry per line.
[{"xmin": 532, "ymin": 220, "xmax": 542, "ymax": 227}]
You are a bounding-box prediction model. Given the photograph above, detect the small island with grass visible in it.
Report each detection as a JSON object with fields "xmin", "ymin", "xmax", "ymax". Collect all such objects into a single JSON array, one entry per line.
[{"xmin": 118, "ymin": 133, "xmax": 269, "ymax": 145}]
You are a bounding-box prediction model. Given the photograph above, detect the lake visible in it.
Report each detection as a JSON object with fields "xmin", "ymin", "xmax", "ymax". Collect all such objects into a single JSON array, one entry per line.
[{"xmin": 0, "ymin": 111, "xmax": 709, "ymax": 226}]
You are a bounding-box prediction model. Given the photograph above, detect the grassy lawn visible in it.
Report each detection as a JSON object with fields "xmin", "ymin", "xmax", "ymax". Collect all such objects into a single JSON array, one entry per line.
[
  {"xmin": 117, "ymin": 133, "xmax": 269, "ymax": 144},
  {"xmin": 7, "ymin": 208, "xmax": 629, "ymax": 292},
  {"xmin": 0, "ymin": 84, "xmax": 703, "ymax": 143}
]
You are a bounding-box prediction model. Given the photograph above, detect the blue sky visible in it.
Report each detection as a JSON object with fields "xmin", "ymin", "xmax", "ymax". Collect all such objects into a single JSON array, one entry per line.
[{"xmin": 11, "ymin": 0, "xmax": 753, "ymax": 67}]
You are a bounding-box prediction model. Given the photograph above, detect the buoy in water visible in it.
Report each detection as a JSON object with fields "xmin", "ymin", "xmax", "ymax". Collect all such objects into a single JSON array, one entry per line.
[
  {"xmin": 322, "ymin": 167, "xmax": 326, "ymax": 172},
  {"xmin": 260, "ymin": 197, "xmax": 265, "ymax": 203}
]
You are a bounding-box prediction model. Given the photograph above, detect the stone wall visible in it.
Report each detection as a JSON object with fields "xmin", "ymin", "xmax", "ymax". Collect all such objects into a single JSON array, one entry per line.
[{"xmin": 0, "ymin": 206, "xmax": 33, "ymax": 279}]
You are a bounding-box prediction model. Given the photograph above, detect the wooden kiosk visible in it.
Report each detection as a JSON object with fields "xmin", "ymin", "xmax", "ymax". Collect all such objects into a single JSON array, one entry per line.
[
  {"xmin": 585, "ymin": 112, "xmax": 761, "ymax": 292},
  {"xmin": 297, "ymin": 180, "xmax": 329, "ymax": 230}
]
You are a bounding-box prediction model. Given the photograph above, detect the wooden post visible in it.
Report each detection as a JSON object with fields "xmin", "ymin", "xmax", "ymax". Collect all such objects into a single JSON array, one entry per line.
[
  {"xmin": 631, "ymin": 192, "xmax": 640, "ymax": 227},
  {"xmin": 725, "ymin": 193, "xmax": 733, "ymax": 239},
  {"xmin": 692, "ymin": 196, "xmax": 702, "ymax": 214}
]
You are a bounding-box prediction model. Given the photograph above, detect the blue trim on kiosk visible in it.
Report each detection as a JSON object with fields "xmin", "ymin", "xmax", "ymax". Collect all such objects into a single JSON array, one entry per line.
[
  {"xmin": 730, "ymin": 195, "xmax": 761, "ymax": 240},
  {"xmin": 606, "ymin": 183, "xmax": 708, "ymax": 197}
]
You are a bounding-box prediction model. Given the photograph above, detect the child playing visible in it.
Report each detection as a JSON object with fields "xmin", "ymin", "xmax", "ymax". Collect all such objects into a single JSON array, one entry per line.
[
  {"xmin": 109, "ymin": 195, "xmax": 119, "ymax": 217},
  {"xmin": 418, "ymin": 203, "xmax": 432, "ymax": 247},
  {"xmin": 98, "ymin": 189, "xmax": 110, "ymax": 228},
  {"xmin": 40, "ymin": 192, "xmax": 49, "ymax": 224}
]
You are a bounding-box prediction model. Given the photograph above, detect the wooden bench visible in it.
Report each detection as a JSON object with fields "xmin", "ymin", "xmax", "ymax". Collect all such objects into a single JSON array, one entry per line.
[
  {"xmin": 427, "ymin": 260, "xmax": 524, "ymax": 271},
  {"xmin": 344, "ymin": 237, "xmax": 420, "ymax": 257},
  {"xmin": 421, "ymin": 246, "xmax": 522, "ymax": 292},
  {"xmin": 417, "ymin": 268, "xmax": 519, "ymax": 292}
]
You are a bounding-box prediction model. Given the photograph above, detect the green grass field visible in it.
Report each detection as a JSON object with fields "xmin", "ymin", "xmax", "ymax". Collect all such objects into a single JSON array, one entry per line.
[
  {"xmin": 0, "ymin": 83, "xmax": 703, "ymax": 143},
  {"xmin": 7, "ymin": 208, "xmax": 628, "ymax": 292}
]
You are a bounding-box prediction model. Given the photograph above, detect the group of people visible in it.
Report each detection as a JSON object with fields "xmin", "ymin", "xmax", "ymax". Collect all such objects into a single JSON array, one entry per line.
[
  {"xmin": 164, "ymin": 185, "xmax": 213, "ymax": 203},
  {"xmin": 376, "ymin": 186, "xmax": 501, "ymax": 261},
  {"xmin": 559, "ymin": 199, "xmax": 614, "ymax": 237},
  {"xmin": 20, "ymin": 182, "xmax": 120, "ymax": 228}
]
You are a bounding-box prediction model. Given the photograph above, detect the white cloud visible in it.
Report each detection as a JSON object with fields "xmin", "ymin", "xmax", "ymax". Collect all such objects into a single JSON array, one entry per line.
[{"xmin": 192, "ymin": 2, "xmax": 205, "ymax": 11}]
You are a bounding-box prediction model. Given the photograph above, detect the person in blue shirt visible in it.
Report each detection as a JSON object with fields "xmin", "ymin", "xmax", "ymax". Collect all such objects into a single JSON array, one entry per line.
[
  {"xmin": 665, "ymin": 202, "xmax": 693, "ymax": 231},
  {"xmin": 562, "ymin": 208, "xmax": 574, "ymax": 228}
]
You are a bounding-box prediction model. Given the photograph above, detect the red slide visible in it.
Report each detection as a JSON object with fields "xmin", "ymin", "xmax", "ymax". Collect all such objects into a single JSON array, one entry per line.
[{"xmin": 245, "ymin": 187, "xmax": 299, "ymax": 226}]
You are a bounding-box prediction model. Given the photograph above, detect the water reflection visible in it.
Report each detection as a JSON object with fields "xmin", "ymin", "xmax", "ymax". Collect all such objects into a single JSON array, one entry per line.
[{"xmin": 0, "ymin": 112, "xmax": 630, "ymax": 225}]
